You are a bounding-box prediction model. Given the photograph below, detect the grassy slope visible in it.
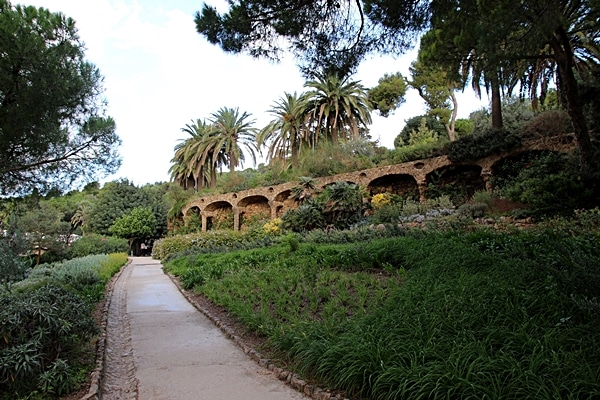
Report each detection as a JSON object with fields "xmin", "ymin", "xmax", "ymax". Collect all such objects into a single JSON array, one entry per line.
[{"xmin": 165, "ymin": 230, "xmax": 600, "ymax": 400}]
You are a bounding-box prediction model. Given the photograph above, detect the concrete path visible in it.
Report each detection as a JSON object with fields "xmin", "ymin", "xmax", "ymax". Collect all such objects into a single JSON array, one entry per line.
[{"xmin": 101, "ymin": 257, "xmax": 308, "ymax": 400}]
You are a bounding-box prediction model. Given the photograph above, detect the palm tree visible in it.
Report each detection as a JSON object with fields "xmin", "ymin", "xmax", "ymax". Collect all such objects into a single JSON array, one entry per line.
[
  {"xmin": 196, "ymin": 130, "xmax": 227, "ymax": 188},
  {"xmin": 209, "ymin": 107, "xmax": 258, "ymax": 174},
  {"xmin": 257, "ymin": 92, "xmax": 308, "ymax": 168},
  {"xmin": 303, "ymin": 72, "xmax": 372, "ymax": 147},
  {"xmin": 169, "ymin": 119, "xmax": 217, "ymax": 190},
  {"xmin": 71, "ymin": 200, "xmax": 92, "ymax": 235}
]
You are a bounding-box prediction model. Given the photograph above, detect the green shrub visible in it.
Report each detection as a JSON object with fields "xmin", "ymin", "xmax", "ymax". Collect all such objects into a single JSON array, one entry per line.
[
  {"xmin": 470, "ymin": 190, "xmax": 494, "ymax": 207},
  {"xmin": 0, "ymin": 285, "xmax": 98, "ymax": 396},
  {"xmin": 372, "ymin": 203, "xmax": 403, "ymax": 224},
  {"xmin": 98, "ymin": 253, "xmax": 128, "ymax": 281},
  {"xmin": 457, "ymin": 202, "xmax": 489, "ymax": 218},
  {"xmin": 69, "ymin": 234, "xmax": 128, "ymax": 258},
  {"xmin": 447, "ymin": 127, "xmax": 522, "ymax": 162},
  {"xmin": 520, "ymin": 110, "xmax": 572, "ymax": 139},
  {"xmin": 281, "ymin": 200, "xmax": 326, "ymax": 232},
  {"xmin": 503, "ymin": 152, "xmax": 599, "ymax": 215},
  {"xmin": 152, "ymin": 230, "xmax": 278, "ymax": 261},
  {"xmin": 0, "ymin": 234, "xmax": 30, "ymax": 291},
  {"xmin": 37, "ymin": 358, "xmax": 75, "ymax": 396}
]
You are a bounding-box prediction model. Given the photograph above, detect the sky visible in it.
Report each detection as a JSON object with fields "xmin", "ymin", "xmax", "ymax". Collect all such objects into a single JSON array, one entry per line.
[{"xmin": 25, "ymin": 0, "xmax": 489, "ymax": 187}]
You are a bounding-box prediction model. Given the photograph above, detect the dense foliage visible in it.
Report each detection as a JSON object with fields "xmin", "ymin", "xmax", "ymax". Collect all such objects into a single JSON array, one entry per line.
[
  {"xmin": 69, "ymin": 234, "xmax": 129, "ymax": 259},
  {"xmin": 447, "ymin": 128, "xmax": 523, "ymax": 163},
  {"xmin": 0, "ymin": 253, "xmax": 128, "ymax": 398}
]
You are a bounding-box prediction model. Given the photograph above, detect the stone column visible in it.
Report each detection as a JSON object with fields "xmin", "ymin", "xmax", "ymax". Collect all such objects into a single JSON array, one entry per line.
[
  {"xmin": 233, "ymin": 207, "xmax": 240, "ymax": 231},
  {"xmin": 481, "ymin": 168, "xmax": 493, "ymax": 192},
  {"xmin": 201, "ymin": 213, "xmax": 207, "ymax": 233},
  {"xmin": 416, "ymin": 178, "xmax": 428, "ymax": 202},
  {"xmin": 270, "ymin": 201, "xmax": 277, "ymax": 219}
]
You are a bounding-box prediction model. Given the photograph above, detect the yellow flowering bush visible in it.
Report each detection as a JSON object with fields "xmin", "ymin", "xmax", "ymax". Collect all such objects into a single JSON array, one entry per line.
[
  {"xmin": 371, "ymin": 193, "xmax": 391, "ymax": 209},
  {"xmin": 263, "ymin": 218, "xmax": 282, "ymax": 234}
]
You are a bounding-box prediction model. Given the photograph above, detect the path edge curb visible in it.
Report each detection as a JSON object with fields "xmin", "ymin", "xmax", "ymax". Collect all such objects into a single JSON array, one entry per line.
[{"xmin": 81, "ymin": 259, "xmax": 132, "ymax": 400}]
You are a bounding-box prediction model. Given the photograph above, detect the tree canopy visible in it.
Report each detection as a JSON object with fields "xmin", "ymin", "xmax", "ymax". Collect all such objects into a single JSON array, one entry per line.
[
  {"xmin": 195, "ymin": 0, "xmax": 600, "ymax": 168},
  {"xmin": 367, "ymin": 72, "xmax": 407, "ymax": 117},
  {"xmin": 0, "ymin": 1, "xmax": 121, "ymax": 196},
  {"xmin": 194, "ymin": 0, "xmax": 428, "ymax": 77},
  {"xmin": 109, "ymin": 206, "xmax": 157, "ymax": 252},
  {"xmin": 86, "ymin": 180, "xmax": 148, "ymax": 235}
]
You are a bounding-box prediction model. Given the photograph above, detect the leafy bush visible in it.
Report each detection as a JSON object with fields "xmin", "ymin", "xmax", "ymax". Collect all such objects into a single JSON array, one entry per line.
[
  {"xmin": 69, "ymin": 233, "xmax": 128, "ymax": 258},
  {"xmin": 470, "ymin": 190, "xmax": 494, "ymax": 207},
  {"xmin": 301, "ymin": 224, "xmax": 406, "ymax": 244},
  {"xmin": 281, "ymin": 200, "xmax": 326, "ymax": 232},
  {"xmin": 426, "ymin": 166, "xmax": 486, "ymax": 204},
  {"xmin": 152, "ymin": 230, "xmax": 278, "ymax": 261},
  {"xmin": 372, "ymin": 203, "xmax": 403, "ymax": 224},
  {"xmin": 98, "ymin": 253, "xmax": 129, "ymax": 281},
  {"xmin": 321, "ymin": 181, "xmax": 365, "ymax": 229},
  {"xmin": 394, "ymin": 115, "xmax": 446, "ymax": 148},
  {"xmin": 1, "ymin": 253, "xmax": 127, "ymax": 398},
  {"xmin": 457, "ymin": 202, "xmax": 489, "ymax": 218},
  {"xmin": 447, "ymin": 127, "xmax": 522, "ymax": 162},
  {"xmin": 0, "ymin": 233, "xmax": 30, "ymax": 291},
  {"xmin": 380, "ymin": 138, "xmax": 446, "ymax": 165},
  {"xmin": 263, "ymin": 218, "xmax": 282, "ymax": 235},
  {"xmin": 0, "ymin": 285, "xmax": 98, "ymax": 396},
  {"xmin": 503, "ymin": 152, "xmax": 599, "ymax": 215},
  {"xmin": 520, "ymin": 110, "xmax": 572, "ymax": 139}
]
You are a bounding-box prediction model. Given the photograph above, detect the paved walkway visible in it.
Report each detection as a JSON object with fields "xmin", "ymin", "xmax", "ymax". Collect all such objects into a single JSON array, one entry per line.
[{"xmin": 101, "ymin": 257, "xmax": 308, "ymax": 400}]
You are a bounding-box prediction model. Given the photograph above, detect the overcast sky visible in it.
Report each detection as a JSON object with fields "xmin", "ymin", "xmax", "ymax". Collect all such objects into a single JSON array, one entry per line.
[{"xmin": 25, "ymin": 0, "xmax": 489, "ymax": 187}]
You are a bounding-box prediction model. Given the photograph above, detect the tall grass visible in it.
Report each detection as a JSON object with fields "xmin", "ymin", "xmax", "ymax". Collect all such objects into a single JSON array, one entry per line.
[{"xmin": 165, "ymin": 229, "xmax": 600, "ymax": 399}]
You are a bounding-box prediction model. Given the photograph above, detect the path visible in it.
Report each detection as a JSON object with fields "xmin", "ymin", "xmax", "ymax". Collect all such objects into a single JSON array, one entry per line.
[{"xmin": 100, "ymin": 257, "xmax": 308, "ymax": 400}]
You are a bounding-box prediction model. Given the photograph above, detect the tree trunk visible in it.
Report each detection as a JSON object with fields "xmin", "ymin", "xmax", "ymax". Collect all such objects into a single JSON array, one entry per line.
[
  {"xmin": 490, "ymin": 73, "xmax": 503, "ymax": 130},
  {"xmin": 291, "ymin": 141, "xmax": 299, "ymax": 168},
  {"xmin": 210, "ymin": 164, "xmax": 217, "ymax": 188},
  {"xmin": 329, "ymin": 114, "xmax": 339, "ymax": 147},
  {"xmin": 229, "ymin": 150, "xmax": 236, "ymax": 175},
  {"xmin": 550, "ymin": 27, "xmax": 594, "ymax": 169},
  {"xmin": 444, "ymin": 90, "xmax": 458, "ymax": 141}
]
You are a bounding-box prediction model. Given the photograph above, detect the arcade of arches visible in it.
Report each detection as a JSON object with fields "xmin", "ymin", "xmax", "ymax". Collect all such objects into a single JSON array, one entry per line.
[{"xmin": 181, "ymin": 136, "xmax": 575, "ymax": 232}]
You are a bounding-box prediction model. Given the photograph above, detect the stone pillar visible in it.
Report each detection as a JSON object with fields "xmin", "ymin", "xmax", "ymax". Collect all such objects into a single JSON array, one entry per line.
[
  {"xmin": 201, "ymin": 213, "xmax": 207, "ymax": 233},
  {"xmin": 270, "ymin": 201, "xmax": 277, "ymax": 219},
  {"xmin": 416, "ymin": 178, "xmax": 428, "ymax": 202},
  {"xmin": 481, "ymin": 168, "xmax": 493, "ymax": 192},
  {"xmin": 233, "ymin": 207, "xmax": 240, "ymax": 232}
]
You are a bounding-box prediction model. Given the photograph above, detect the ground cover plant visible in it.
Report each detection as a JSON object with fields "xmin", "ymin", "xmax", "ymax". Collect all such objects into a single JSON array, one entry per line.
[
  {"xmin": 0, "ymin": 253, "xmax": 128, "ymax": 399},
  {"xmin": 165, "ymin": 224, "xmax": 600, "ymax": 399}
]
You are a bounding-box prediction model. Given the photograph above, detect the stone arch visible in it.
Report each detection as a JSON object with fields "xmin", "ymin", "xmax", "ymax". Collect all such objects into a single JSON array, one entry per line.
[
  {"xmin": 183, "ymin": 205, "xmax": 202, "ymax": 232},
  {"xmin": 204, "ymin": 201, "xmax": 233, "ymax": 231},
  {"xmin": 425, "ymin": 164, "xmax": 485, "ymax": 203},
  {"xmin": 367, "ymin": 174, "xmax": 419, "ymax": 200},
  {"xmin": 275, "ymin": 189, "xmax": 292, "ymax": 202},
  {"xmin": 276, "ymin": 205, "xmax": 286, "ymax": 217},
  {"xmin": 274, "ymin": 189, "xmax": 296, "ymax": 215},
  {"xmin": 237, "ymin": 195, "xmax": 270, "ymax": 230}
]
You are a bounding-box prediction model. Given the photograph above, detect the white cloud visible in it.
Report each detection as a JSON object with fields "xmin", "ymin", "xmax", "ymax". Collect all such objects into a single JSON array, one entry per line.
[{"xmin": 23, "ymin": 0, "xmax": 488, "ymax": 186}]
